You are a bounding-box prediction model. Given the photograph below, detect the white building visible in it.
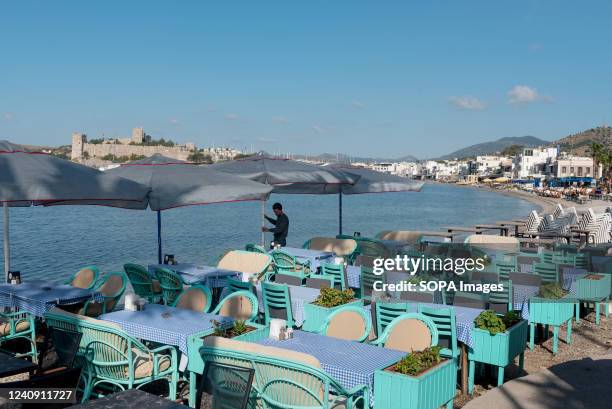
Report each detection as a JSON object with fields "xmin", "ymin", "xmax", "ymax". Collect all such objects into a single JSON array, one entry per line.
[
  {"xmin": 549, "ymin": 156, "xmax": 594, "ymax": 178},
  {"xmin": 513, "ymin": 147, "xmax": 558, "ymax": 179}
]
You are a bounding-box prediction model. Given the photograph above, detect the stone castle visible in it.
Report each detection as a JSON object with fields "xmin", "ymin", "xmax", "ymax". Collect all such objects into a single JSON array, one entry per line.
[{"xmin": 71, "ymin": 127, "xmax": 196, "ymax": 161}]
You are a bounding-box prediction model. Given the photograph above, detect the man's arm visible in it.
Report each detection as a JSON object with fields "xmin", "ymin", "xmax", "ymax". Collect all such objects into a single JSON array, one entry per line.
[
  {"xmin": 268, "ymin": 215, "xmax": 287, "ymax": 233},
  {"xmin": 264, "ymin": 215, "xmax": 277, "ymax": 225}
]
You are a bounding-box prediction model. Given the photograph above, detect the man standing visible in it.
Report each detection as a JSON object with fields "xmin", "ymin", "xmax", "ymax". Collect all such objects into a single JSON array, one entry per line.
[{"xmin": 262, "ymin": 202, "xmax": 289, "ymax": 247}]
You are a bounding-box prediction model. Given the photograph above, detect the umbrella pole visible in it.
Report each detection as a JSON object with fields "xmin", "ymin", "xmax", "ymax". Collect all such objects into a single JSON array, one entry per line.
[
  {"xmin": 3, "ymin": 203, "xmax": 9, "ymax": 282},
  {"xmin": 338, "ymin": 192, "xmax": 343, "ymax": 236},
  {"xmin": 157, "ymin": 210, "xmax": 162, "ymax": 265},
  {"xmin": 261, "ymin": 199, "xmax": 266, "ymax": 248}
]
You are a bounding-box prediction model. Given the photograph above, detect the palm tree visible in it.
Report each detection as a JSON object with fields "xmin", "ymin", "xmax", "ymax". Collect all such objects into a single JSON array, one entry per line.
[{"xmin": 590, "ymin": 142, "xmax": 604, "ymax": 179}]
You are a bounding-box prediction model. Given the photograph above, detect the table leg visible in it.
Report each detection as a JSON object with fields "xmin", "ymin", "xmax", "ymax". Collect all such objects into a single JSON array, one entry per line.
[
  {"xmin": 188, "ymin": 371, "xmax": 197, "ymax": 408},
  {"xmin": 461, "ymin": 343, "xmax": 468, "ymax": 395}
]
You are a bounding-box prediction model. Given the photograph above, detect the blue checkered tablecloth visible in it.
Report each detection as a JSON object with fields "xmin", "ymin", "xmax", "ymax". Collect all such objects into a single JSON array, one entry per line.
[
  {"xmin": 561, "ymin": 267, "xmax": 588, "ymax": 293},
  {"xmin": 99, "ymin": 304, "xmax": 233, "ymax": 354},
  {"xmin": 513, "ymin": 284, "xmax": 540, "ymax": 319},
  {"xmin": 0, "ymin": 281, "xmax": 102, "ymax": 317},
  {"xmin": 255, "ymin": 330, "xmax": 405, "ymax": 406},
  {"xmin": 346, "ymin": 265, "xmax": 361, "ymax": 289},
  {"xmin": 148, "ymin": 263, "xmax": 240, "ymax": 287},
  {"xmin": 254, "ymin": 284, "xmax": 320, "ymax": 327},
  {"xmin": 276, "ymin": 247, "xmax": 335, "ymax": 271}
]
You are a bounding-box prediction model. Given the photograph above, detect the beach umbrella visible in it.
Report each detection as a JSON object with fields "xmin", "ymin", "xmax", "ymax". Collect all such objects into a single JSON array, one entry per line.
[
  {"xmin": 209, "ymin": 154, "xmax": 359, "ymax": 244},
  {"xmin": 327, "ymin": 164, "xmax": 425, "ymax": 234},
  {"xmin": 106, "ymin": 154, "xmax": 272, "ymax": 263},
  {"xmin": 495, "ymin": 177, "xmax": 510, "ymax": 183},
  {"xmin": 0, "ymin": 140, "xmax": 150, "ymax": 280}
]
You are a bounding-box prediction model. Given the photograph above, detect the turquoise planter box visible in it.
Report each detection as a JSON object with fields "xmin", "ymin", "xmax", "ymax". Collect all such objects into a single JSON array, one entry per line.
[
  {"xmin": 469, "ymin": 319, "xmax": 528, "ymax": 367},
  {"xmin": 302, "ymin": 299, "xmax": 363, "ymax": 332},
  {"xmin": 187, "ymin": 323, "xmax": 267, "ymax": 374},
  {"xmin": 575, "ymin": 274, "xmax": 611, "ymax": 301},
  {"xmin": 529, "ymin": 296, "xmax": 575, "ymax": 326},
  {"xmin": 374, "ymin": 358, "xmax": 456, "ymax": 409}
]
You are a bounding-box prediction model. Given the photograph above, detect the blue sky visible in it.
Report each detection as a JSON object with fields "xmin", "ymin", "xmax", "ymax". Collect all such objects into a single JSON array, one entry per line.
[{"xmin": 1, "ymin": 1, "xmax": 611, "ymax": 159}]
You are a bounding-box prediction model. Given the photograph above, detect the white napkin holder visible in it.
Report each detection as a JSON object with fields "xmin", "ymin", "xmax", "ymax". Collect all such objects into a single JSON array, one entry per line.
[
  {"xmin": 269, "ymin": 319, "xmax": 287, "ymax": 340},
  {"xmin": 125, "ymin": 293, "xmax": 138, "ymax": 311}
]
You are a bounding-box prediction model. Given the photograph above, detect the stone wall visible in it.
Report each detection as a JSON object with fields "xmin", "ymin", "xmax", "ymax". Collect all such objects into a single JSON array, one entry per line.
[{"xmin": 78, "ymin": 143, "xmax": 193, "ymax": 161}]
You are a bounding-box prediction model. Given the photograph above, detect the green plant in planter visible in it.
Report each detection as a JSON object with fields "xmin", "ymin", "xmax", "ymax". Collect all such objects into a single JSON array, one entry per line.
[
  {"xmin": 475, "ymin": 310, "xmax": 506, "ymax": 335},
  {"xmin": 394, "ymin": 346, "xmax": 442, "ymax": 376},
  {"xmin": 313, "ymin": 287, "xmax": 355, "ymax": 308},
  {"xmin": 475, "ymin": 310, "xmax": 522, "ymax": 335},
  {"xmin": 211, "ymin": 319, "xmax": 250, "ymax": 338},
  {"xmin": 538, "ymin": 283, "xmax": 566, "ymax": 299},
  {"xmin": 502, "ymin": 310, "xmax": 520, "ymax": 327}
]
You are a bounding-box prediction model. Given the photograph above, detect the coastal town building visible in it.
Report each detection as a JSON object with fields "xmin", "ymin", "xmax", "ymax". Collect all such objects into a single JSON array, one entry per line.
[
  {"xmin": 548, "ymin": 155, "xmax": 595, "ymax": 178},
  {"xmin": 512, "ymin": 147, "xmax": 558, "ymax": 179}
]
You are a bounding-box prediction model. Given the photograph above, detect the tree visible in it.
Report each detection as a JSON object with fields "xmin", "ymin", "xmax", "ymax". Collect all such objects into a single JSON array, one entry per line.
[
  {"xmin": 500, "ymin": 144, "xmax": 524, "ymax": 157},
  {"xmin": 188, "ymin": 151, "xmax": 212, "ymax": 164}
]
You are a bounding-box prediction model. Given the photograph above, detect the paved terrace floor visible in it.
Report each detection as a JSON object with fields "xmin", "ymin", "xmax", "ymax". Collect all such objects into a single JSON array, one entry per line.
[{"xmin": 464, "ymin": 352, "xmax": 612, "ymax": 409}]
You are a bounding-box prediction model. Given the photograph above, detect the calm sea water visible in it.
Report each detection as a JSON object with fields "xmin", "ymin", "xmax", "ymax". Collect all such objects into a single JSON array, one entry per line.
[{"xmin": 0, "ymin": 183, "xmax": 536, "ymax": 282}]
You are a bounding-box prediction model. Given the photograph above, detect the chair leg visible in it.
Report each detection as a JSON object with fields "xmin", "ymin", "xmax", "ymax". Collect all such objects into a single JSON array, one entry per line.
[
  {"xmin": 566, "ymin": 319, "xmax": 572, "ymax": 344},
  {"xmin": 168, "ymin": 371, "xmax": 178, "ymax": 401},
  {"xmin": 552, "ymin": 326, "xmax": 559, "ymax": 354},
  {"xmin": 575, "ymin": 302, "xmax": 581, "ymax": 322},
  {"xmin": 605, "ymin": 297, "xmax": 610, "ymax": 318},
  {"xmin": 188, "ymin": 371, "xmax": 197, "ymax": 408},
  {"xmin": 595, "ymin": 302, "xmax": 601, "ymax": 326},
  {"xmin": 529, "ymin": 323, "xmax": 535, "ymax": 350},
  {"xmin": 468, "ymin": 360, "xmax": 475, "ymax": 394},
  {"xmin": 497, "ymin": 366, "xmax": 504, "ymax": 386}
]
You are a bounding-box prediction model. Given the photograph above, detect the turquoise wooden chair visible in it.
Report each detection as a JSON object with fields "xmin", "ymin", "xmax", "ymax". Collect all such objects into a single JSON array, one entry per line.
[
  {"xmin": 44, "ymin": 308, "xmax": 179, "ymax": 402},
  {"xmin": 495, "ymin": 260, "xmax": 515, "ymax": 281},
  {"xmin": 226, "ymin": 276, "xmax": 254, "ymax": 294},
  {"xmin": 80, "ymin": 272, "xmax": 127, "ymax": 317},
  {"xmin": 488, "ymin": 280, "xmax": 513, "ymax": 313},
  {"xmin": 66, "ymin": 266, "xmax": 100, "ymax": 290},
  {"xmin": 172, "ymin": 285, "xmax": 212, "ymax": 313},
  {"xmin": 417, "ymin": 305, "xmax": 458, "ymax": 360},
  {"xmin": 0, "ymin": 311, "xmax": 37, "ymax": 363},
  {"xmin": 539, "ymin": 250, "xmax": 556, "ymax": 264},
  {"xmin": 200, "ymin": 343, "xmax": 368, "ymax": 409},
  {"xmin": 320, "ymin": 262, "xmax": 346, "ymax": 290},
  {"xmin": 371, "ymin": 313, "xmax": 439, "ymax": 353},
  {"xmin": 572, "ymin": 253, "xmax": 591, "ymax": 270},
  {"xmin": 153, "ymin": 267, "xmax": 184, "ymax": 305},
  {"xmin": 314, "ymin": 306, "xmax": 371, "ymax": 342},
  {"xmin": 375, "ymin": 302, "xmax": 410, "ymax": 336},
  {"xmin": 212, "ymin": 290, "xmax": 259, "ymax": 321},
  {"xmin": 359, "ymin": 266, "xmax": 381, "ymax": 301},
  {"xmin": 271, "ymin": 250, "xmax": 310, "ymax": 278},
  {"xmin": 123, "ymin": 263, "xmax": 162, "ymax": 303},
  {"xmin": 245, "ymin": 243, "xmax": 266, "ymax": 254},
  {"xmin": 533, "ymin": 262, "xmax": 559, "ymax": 283},
  {"xmin": 261, "ymin": 282, "xmax": 294, "ymax": 327}
]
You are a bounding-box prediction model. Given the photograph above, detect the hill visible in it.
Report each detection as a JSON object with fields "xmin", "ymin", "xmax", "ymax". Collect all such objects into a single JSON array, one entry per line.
[
  {"xmin": 553, "ymin": 126, "xmax": 612, "ymax": 156},
  {"xmin": 437, "ymin": 136, "xmax": 549, "ymax": 159},
  {"xmin": 294, "ymin": 152, "xmax": 419, "ymax": 163}
]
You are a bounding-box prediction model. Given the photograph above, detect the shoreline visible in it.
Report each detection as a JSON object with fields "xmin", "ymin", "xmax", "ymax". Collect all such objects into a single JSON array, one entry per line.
[{"xmin": 427, "ymin": 181, "xmax": 610, "ymax": 215}]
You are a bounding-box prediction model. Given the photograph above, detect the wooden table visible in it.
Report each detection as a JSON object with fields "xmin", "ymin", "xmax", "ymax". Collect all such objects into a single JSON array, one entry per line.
[
  {"xmin": 474, "ymin": 224, "xmax": 509, "ymax": 236},
  {"xmin": 496, "ymin": 221, "xmax": 524, "ymax": 237},
  {"xmin": 418, "ymin": 231, "xmax": 461, "ymax": 242},
  {"xmin": 0, "ymin": 352, "xmax": 37, "ymax": 379},
  {"xmin": 570, "ymin": 229, "xmax": 593, "ymax": 246},
  {"xmin": 445, "ymin": 226, "xmax": 483, "ymax": 234}
]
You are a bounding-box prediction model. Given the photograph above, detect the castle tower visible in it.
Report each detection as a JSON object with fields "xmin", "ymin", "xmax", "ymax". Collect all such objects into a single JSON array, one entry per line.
[
  {"xmin": 132, "ymin": 127, "xmax": 145, "ymax": 144},
  {"xmin": 71, "ymin": 132, "xmax": 87, "ymax": 160}
]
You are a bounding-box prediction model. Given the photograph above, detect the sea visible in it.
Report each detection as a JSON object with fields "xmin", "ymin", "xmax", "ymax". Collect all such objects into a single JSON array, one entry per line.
[{"xmin": 0, "ymin": 183, "xmax": 536, "ymax": 282}]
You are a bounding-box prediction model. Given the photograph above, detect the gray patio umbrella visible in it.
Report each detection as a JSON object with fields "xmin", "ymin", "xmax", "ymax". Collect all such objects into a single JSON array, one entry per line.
[
  {"xmin": 0, "ymin": 140, "xmax": 150, "ymax": 280},
  {"xmin": 106, "ymin": 154, "xmax": 272, "ymax": 263},
  {"xmin": 327, "ymin": 164, "xmax": 424, "ymax": 235},
  {"xmin": 209, "ymin": 154, "xmax": 359, "ymax": 244}
]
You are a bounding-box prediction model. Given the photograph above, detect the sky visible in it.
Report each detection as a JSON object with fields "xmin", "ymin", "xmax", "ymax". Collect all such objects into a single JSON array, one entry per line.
[{"xmin": 1, "ymin": 1, "xmax": 611, "ymax": 159}]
